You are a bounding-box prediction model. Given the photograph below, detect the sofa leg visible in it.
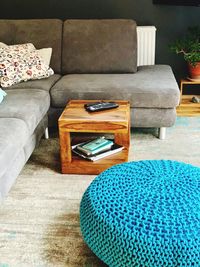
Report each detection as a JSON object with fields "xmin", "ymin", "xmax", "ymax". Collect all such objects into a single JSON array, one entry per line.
[
  {"xmin": 159, "ymin": 127, "xmax": 166, "ymax": 140},
  {"xmin": 44, "ymin": 127, "xmax": 49, "ymax": 139}
]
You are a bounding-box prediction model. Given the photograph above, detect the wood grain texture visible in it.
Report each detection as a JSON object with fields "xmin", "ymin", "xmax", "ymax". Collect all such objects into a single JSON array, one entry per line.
[
  {"xmin": 58, "ymin": 100, "xmax": 130, "ymax": 174},
  {"xmin": 58, "ymin": 129, "xmax": 71, "ymax": 173},
  {"xmin": 178, "ymin": 79, "xmax": 200, "ymax": 116},
  {"xmin": 61, "ymin": 149, "xmax": 129, "ymax": 175},
  {"xmin": 177, "ymin": 95, "xmax": 200, "ymax": 117},
  {"xmin": 59, "ymin": 100, "xmax": 130, "ymax": 131}
]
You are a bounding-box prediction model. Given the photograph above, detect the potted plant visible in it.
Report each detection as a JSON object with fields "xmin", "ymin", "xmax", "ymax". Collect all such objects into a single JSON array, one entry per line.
[{"xmin": 170, "ymin": 26, "xmax": 200, "ymax": 81}]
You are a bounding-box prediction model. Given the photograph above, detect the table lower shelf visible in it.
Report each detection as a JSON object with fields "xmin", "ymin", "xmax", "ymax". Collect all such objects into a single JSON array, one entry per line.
[
  {"xmin": 177, "ymin": 95, "xmax": 200, "ymax": 117},
  {"xmin": 61, "ymin": 148, "xmax": 129, "ymax": 174}
]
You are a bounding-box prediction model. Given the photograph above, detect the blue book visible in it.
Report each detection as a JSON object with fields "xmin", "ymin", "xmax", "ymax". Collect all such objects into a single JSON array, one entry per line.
[{"xmin": 77, "ymin": 137, "xmax": 113, "ymax": 155}]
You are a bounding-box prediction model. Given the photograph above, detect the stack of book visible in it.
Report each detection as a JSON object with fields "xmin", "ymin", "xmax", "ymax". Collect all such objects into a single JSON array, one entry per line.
[{"xmin": 72, "ymin": 137, "xmax": 124, "ymax": 161}]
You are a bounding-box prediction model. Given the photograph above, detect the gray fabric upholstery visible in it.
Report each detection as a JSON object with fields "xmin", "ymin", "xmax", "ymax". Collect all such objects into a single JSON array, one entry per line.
[
  {"xmin": 0, "ymin": 19, "xmax": 62, "ymax": 73},
  {"xmin": 0, "ymin": 118, "xmax": 29, "ymax": 178},
  {"xmin": 0, "ymin": 89, "xmax": 50, "ymax": 135},
  {"xmin": 131, "ymin": 108, "xmax": 177, "ymax": 127},
  {"xmin": 0, "ymin": 116, "xmax": 47, "ymax": 200},
  {"xmin": 62, "ymin": 19, "xmax": 137, "ymax": 74},
  {"xmin": 5, "ymin": 74, "xmax": 61, "ymax": 91},
  {"xmin": 0, "ymin": 150, "xmax": 25, "ymax": 200},
  {"xmin": 23, "ymin": 114, "xmax": 48, "ymax": 161},
  {"xmin": 50, "ymin": 65, "xmax": 180, "ymax": 109}
]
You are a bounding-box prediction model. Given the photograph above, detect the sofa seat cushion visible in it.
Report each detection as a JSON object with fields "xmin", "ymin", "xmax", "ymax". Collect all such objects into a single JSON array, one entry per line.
[
  {"xmin": 4, "ymin": 74, "xmax": 61, "ymax": 91},
  {"xmin": 0, "ymin": 118, "xmax": 29, "ymax": 177},
  {"xmin": 51, "ymin": 65, "xmax": 180, "ymax": 109},
  {"xmin": 0, "ymin": 89, "xmax": 50, "ymax": 134}
]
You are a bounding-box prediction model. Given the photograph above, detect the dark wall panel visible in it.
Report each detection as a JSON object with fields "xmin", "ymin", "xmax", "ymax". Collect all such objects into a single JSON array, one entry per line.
[{"xmin": 1, "ymin": 0, "xmax": 200, "ymax": 81}]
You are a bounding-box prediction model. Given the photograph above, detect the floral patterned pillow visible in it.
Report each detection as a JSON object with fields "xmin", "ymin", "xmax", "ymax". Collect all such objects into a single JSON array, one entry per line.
[
  {"xmin": 0, "ymin": 44, "xmax": 54, "ymax": 87},
  {"xmin": 0, "ymin": 43, "xmax": 36, "ymax": 53}
]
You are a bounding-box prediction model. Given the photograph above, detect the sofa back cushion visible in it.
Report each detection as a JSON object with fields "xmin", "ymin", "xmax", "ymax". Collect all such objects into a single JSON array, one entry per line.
[
  {"xmin": 0, "ymin": 19, "xmax": 62, "ymax": 73},
  {"xmin": 62, "ymin": 19, "xmax": 137, "ymax": 74}
]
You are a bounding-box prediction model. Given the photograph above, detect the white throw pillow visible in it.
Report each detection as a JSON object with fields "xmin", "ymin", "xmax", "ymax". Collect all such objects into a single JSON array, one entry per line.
[
  {"xmin": 37, "ymin": 48, "xmax": 52, "ymax": 66},
  {"xmin": 0, "ymin": 46, "xmax": 54, "ymax": 87},
  {"xmin": 0, "ymin": 42, "xmax": 8, "ymax": 48}
]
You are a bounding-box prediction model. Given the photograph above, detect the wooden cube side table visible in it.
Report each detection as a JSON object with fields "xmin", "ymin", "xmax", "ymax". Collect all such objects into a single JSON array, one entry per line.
[{"xmin": 58, "ymin": 100, "xmax": 130, "ymax": 174}]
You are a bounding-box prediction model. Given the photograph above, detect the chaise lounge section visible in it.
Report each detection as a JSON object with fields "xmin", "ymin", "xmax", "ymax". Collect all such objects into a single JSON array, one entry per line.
[{"xmin": 51, "ymin": 65, "xmax": 179, "ymax": 129}]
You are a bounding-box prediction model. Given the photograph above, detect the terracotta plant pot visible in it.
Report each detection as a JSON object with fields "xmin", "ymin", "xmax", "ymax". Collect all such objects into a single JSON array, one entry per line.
[{"xmin": 188, "ymin": 62, "xmax": 200, "ymax": 81}]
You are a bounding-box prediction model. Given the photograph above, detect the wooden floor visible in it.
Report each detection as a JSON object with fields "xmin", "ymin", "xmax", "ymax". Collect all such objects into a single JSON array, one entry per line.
[{"xmin": 177, "ymin": 95, "xmax": 200, "ymax": 117}]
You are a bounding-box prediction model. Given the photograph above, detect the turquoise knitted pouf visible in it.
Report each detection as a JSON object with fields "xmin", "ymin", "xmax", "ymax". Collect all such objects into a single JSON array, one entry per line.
[{"xmin": 80, "ymin": 160, "xmax": 200, "ymax": 267}]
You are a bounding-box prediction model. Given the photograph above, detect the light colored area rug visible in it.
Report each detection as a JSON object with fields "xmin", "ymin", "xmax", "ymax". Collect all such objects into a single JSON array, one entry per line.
[{"xmin": 0, "ymin": 117, "xmax": 199, "ymax": 267}]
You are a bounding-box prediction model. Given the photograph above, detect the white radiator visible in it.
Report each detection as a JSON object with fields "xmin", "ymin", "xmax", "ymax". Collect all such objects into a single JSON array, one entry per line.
[{"xmin": 136, "ymin": 26, "xmax": 156, "ymax": 66}]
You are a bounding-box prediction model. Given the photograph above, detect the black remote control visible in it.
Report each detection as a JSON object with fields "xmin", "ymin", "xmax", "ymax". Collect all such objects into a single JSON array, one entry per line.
[{"xmin": 85, "ymin": 102, "xmax": 119, "ymax": 112}]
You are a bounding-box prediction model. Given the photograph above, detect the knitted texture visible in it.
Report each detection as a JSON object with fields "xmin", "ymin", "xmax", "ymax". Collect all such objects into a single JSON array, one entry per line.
[{"xmin": 80, "ymin": 160, "xmax": 200, "ymax": 267}]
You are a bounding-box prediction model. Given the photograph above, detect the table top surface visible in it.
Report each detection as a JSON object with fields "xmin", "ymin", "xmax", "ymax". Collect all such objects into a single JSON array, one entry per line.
[{"xmin": 59, "ymin": 100, "xmax": 130, "ymax": 124}]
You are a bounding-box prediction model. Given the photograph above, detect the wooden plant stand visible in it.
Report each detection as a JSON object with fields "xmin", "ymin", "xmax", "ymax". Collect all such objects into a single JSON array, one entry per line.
[
  {"xmin": 58, "ymin": 100, "xmax": 130, "ymax": 175},
  {"xmin": 177, "ymin": 79, "xmax": 200, "ymax": 117}
]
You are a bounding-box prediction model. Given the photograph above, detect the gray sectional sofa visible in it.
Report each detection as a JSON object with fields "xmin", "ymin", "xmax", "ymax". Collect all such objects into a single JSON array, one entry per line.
[{"xmin": 0, "ymin": 19, "xmax": 180, "ymax": 199}]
